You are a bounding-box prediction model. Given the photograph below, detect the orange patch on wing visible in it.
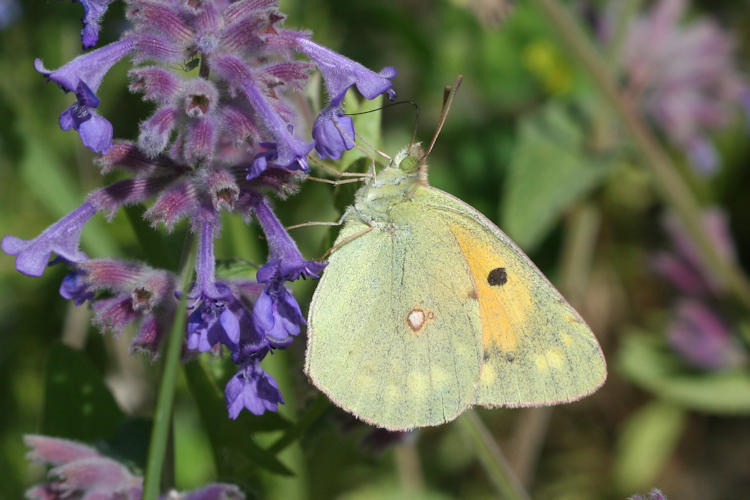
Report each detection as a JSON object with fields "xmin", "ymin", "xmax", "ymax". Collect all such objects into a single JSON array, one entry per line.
[{"xmin": 450, "ymin": 223, "xmax": 533, "ymax": 352}]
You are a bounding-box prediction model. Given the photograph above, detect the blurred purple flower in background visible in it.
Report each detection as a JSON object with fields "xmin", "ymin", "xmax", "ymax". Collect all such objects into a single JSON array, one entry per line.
[
  {"xmin": 619, "ymin": 0, "xmax": 748, "ymax": 174},
  {"xmin": 652, "ymin": 209, "xmax": 746, "ymax": 370},
  {"xmin": 667, "ymin": 299, "xmax": 744, "ymax": 371},
  {"xmin": 24, "ymin": 434, "xmax": 244, "ymax": 500},
  {"xmin": 0, "ymin": 0, "xmax": 20, "ymax": 31},
  {"xmin": 629, "ymin": 488, "xmax": 667, "ymax": 500},
  {"xmin": 2, "ymin": 0, "xmax": 397, "ymax": 419}
]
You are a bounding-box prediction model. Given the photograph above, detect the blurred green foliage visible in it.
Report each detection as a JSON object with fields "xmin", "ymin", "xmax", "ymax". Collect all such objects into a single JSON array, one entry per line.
[{"xmin": 3, "ymin": 1, "xmax": 750, "ymax": 499}]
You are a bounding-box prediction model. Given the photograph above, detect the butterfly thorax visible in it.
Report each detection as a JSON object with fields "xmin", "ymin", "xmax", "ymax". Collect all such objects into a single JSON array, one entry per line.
[{"xmin": 353, "ymin": 147, "xmax": 425, "ymax": 223}]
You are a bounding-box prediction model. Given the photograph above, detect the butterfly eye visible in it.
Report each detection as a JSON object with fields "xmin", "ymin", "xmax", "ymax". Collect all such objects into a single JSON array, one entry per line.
[
  {"xmin": 397, "ymin": 155, "xmax": 419, "ymax": 173},
  {"xmin": 487, "ymin": 267, "xmax": 507, "ymax": 286}
]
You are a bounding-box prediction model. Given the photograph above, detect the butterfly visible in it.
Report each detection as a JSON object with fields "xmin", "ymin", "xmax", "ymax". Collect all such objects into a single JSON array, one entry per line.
[{"xmin": 305, "ymin": 78, "xmax": 606, "ymax": 430}]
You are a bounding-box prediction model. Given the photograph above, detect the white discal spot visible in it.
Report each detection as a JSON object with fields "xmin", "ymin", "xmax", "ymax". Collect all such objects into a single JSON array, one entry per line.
[{"xmin": 407, "ymin": 309, "xmax": 426, "ymax": 332}]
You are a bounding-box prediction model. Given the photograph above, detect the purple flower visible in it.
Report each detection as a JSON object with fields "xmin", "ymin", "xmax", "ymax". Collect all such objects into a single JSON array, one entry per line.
[
  {"xmin": 75, "ymin": 0, "xmax": 117, "ymax": 49},
  {"xmin": 250, "ymin": 194, "xmax": 326, "ymax": 282},
  {"xmin": 187, "ymin": 219, "xmax": 265, "ymax": 354},
  {"xmin": 1, "ymin": 201, "xmax": 95, "ymax": 277},
  {"xmin": 59, "ymin": 81, "xmax": 113, "ymax": 153},
  {"xmin": 282, "ymin": 32, "xmax": 396, "ymax": 159},
  {"xmin": 652, "ymin": 208, "xmax": 736, "ymax": 296},
  {"xmin": 187, "ymin": 284, "xmax": 263, "ymax": 354},
  {"xmin": 0, "ymin": 0, "xmax": 20, "ymax": 31},
  {"xmin": 629, "ymin": 489, "xmax": 667, "ymax": 500},
  {"xmin": 621, "ymin": 0, "xmax": 749, "ymax": 175},
  {"xmin": 182, "ymin": 484, "xmax": 245, "ymax": 500},
  {"xmin": 225, "ymin": 357, "xmax": 284, "ymax": 419},
  {"xmin": 24, "ymin": 434, "xmax": 245, "ymax": 499},
  {"xmin": 245, "ymin": 194, "xmax": 321, "ymax": 344},
  {"xmin": 25, "ymin": 435, "xmax": 142, "ymax": 500},
  {"xmin": 252, "ymin": 278, "xmax": 305, "ymax": 347},
  {"xmin": 312, "ymin": 106, "xmax": 356, "ymax": 160},
  {"xmin": 246, "ymin": 144, "xmax": 275, "ymax": 180},
  {"xmin": 668, "ymin": 299, "xmax": 744, "ymax": 371},
  {"xmin": 35, "ymin": 37, "xmax": 135, "ymax": 152},
  {"xmin": 213, "ymin": 54, "xmax": 314, "ymax": 170},
  {"xmin": 287, "ymin": 33, "xmax": 397, "ymax": 105},
  {"xmin": 59, "ymin": 268, "xmax": 95, "ymax": 306}
]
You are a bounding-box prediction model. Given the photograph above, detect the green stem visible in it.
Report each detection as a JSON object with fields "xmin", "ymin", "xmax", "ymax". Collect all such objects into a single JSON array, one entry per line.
[
  {"xmin": 142, "ymin": 239, "xmax": 197, "ymax": 500},
  {"xmin": 531, "ymin": 0, "xmax": 750, "ymax": 309},
  {"xmin": 457, "ymin": 411, "xmax": 531, "ymax": 500}
]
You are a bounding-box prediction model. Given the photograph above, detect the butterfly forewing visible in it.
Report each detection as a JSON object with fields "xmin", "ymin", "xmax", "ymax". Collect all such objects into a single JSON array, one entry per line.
[
  {"xmin": 306, "ymin": 205, "xmax": 483, "ymax": 430},
  {"xmin": 418, "ymin": 186, "xmax": 607, "ymax": 407}
]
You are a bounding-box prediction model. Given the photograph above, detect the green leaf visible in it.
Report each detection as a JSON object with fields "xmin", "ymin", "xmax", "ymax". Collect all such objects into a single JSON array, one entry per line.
[
  {"xmin": 501, "ymin": 101, "xmax": 611, "ymax": 250},
  {"xmin": 41, "ymin": 343, "xmax": 125, "ymax": 441},
  {"xmin": 618, "ymin": 333, "xmax": 750, "ymax": 414},
  {"xmin": 183, "ymin": 359, "xmax": 293, "ymax": 477},
  {"xmin": 613, "ymin": 401, "xmax": 686, "ymax": 493}
]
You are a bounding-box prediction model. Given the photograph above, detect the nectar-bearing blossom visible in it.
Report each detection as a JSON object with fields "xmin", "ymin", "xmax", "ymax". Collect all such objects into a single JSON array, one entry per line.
[
  {"xmin": 24, "ymin": 434, "xmax": 245, "ymax": 499},
  {"xmin": 652, "ymin": 209, "xmax": 746, "ymax": 371},
  {"xmin": 75, "ymin": 0, "xmax": 117, "ymax": 49},
  {"xmin": 35, "ymin": 37, "xmax": 136, "ymax": 153},
  {"xmin": 3, "ymin": 0, "xmax": 396, "ymax": 419},
  {"xmin": 619, "ymin": 0, "xmax": 749, "ymax": 174}
]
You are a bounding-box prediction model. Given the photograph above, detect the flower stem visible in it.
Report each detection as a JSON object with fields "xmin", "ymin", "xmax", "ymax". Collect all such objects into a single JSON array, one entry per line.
[
  {"xmin": 530, "ymin": 0, "xmax": 750, "ymax": 309},
  {"xmin": 457, "ymin": 411, "xmax": 531, "ymax": 500},
  {"xmin": 142, "ymin": 237, "xmax": 197, "ymax": 500}
]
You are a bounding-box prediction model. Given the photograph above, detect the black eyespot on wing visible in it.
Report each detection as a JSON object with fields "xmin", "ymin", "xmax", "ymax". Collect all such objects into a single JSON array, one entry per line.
[
  {"xmin": 487, "ymin": 267, "xmax": 507, "ymax": 286},
  {"xmin": 505, "ymin": 352, "xmax": 515, "ymax": 363}
]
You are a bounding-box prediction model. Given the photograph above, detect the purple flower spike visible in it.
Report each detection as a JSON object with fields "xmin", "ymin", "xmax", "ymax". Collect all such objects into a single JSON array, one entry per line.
[
  {"xmin": 253, "ymin": 279, "xmax": 305, "ymax": 347},
  {"xmin": 25, "ymin": 434, "xmax": 245, "ymax": 499},
  {"xmin": 225, "ymin": 358, "xmax": 284, "ymax": 419},
  {"xmin": 286, "ymin": 33, "xmax": 397, "ymax": 106},
  {"xmin": 250, "ymin": 194, "xmax": 326, "ymax": 282},
  {"xmin": 312, "ymin": 106, "xmax": 356, "ymax": 160},
  {"xmin": 76, "ymin": 0, "xmax": 117, "ymax": 49},
  {"xmin": 2, "ymin": 201, "xmax": 96, "ymax": 277},
  {"xmin": 59, "ymin": 81, "xmax": 113, "ymax": 153}
]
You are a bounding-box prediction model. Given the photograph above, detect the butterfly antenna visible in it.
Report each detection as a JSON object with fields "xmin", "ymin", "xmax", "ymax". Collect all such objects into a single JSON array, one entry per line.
[{"xmin": 418, "ymin": 75, "xmax": 463, "ymax": 181}]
